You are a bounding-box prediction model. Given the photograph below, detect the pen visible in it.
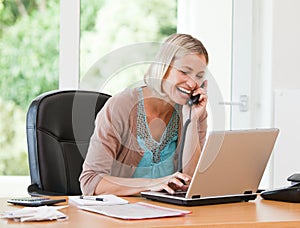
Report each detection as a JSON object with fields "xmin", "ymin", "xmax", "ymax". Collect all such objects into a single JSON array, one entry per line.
[{"xmin": 79, "ymin": 196, "xmax": 107, "ymax": 201}]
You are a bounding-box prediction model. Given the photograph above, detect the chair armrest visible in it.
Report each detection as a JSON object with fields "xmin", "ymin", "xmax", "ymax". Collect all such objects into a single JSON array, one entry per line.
[{"xmin": 27, "ymin": 184, "xmax": 66, "ymax": 196}]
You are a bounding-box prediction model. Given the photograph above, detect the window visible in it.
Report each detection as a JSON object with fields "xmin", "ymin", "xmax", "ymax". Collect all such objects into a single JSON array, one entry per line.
[
  {"xmin": 80, "ymin": 0, "xmax": 177, "ymax": 94},
  {"xmin": 0, "ymin": 0, "xmax": 176, "ymax": 177},
  {"xmin": 0, "ymin": 0, "xmax": 59, "ymax": 176}
]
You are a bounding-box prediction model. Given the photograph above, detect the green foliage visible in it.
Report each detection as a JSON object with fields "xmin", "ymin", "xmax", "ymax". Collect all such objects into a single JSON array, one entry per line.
[
  {"xmin": 80, "ymin": 0, "xmax": 106, "ymax": 31},
  {"xmin": 0, "ymin": 98, "xmax": 28, "ymax": 175},
  {"xmin": 0, "ymin": 0, "xmax": 39, "ymax": 37},
  {"xmin": 0, "ymin": 0, "xmax": 59, "ymax": 175},
  {"xmin": 0, "ymin": 0, "xmax": 59, "ymax": 110}
]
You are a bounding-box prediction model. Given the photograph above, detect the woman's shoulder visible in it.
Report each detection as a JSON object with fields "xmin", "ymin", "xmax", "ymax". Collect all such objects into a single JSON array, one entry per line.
[
  {"xmin": 108, "ymin": 87, "xmax": 139, "ymax": 106},
  {"xmin": 113, "ymin": 87, "xmax": 138, "ymax": 100},
  {"xmin": 102, "ymin": 87, "xmax": 141, "ymax": 120}
]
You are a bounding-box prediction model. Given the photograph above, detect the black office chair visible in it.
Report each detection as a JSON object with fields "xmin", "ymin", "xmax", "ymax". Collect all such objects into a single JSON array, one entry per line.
[{"xmin": 26, "ymin": 90, "xmax": 111, "ymax": 196}]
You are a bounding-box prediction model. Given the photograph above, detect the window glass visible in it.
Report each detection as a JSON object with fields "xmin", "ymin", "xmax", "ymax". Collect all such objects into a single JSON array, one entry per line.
[
  {"xmin": 0, "ymin": 0, "xmax": 59, "ymax": 175},
  {"xmin": 80, "ymin": 0, "xmax": 177, "ymax": 94}
]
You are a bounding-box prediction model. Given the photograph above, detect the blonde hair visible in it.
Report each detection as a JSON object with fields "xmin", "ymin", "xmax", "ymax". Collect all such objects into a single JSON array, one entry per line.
[{"xmin": 144, "ymin": 33, "xmax": 209, "ymax": 96}]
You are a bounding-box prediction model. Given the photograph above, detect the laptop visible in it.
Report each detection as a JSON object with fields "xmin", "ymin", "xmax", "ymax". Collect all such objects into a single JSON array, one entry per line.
[{"xmin": 141, "ymin": 128, "xmax": 279, "ymax": 206}]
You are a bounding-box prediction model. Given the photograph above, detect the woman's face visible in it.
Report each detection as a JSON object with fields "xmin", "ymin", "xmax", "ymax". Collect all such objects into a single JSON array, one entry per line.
[{"xmin": 162, "ymin": 53, "xmax": 207, "ymax": 105}]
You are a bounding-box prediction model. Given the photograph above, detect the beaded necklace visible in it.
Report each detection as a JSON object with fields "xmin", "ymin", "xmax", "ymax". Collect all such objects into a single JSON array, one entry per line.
[{"xmin": 137, "ymin": 88, "xmax": 179, "ymax": 163}]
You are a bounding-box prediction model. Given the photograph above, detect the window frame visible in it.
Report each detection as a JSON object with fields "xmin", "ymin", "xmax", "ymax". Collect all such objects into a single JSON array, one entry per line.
[{"xmin": 59, "ymin": 0, "xmax": 80, "ymax": 89}]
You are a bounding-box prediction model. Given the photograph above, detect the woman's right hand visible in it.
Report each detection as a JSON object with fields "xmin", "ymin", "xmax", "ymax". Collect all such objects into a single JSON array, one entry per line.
[{"xmin": 149, "ymin": 172, "xmax": 191, "ymax": 194}]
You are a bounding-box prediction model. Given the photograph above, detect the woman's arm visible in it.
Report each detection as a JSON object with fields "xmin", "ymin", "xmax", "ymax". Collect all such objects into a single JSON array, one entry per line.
[
  {"xmin": 181, "ymin": 83, "xmax": 208, "ymax": 176},
  {"xmin": 94, "ymin": 172, "xmax": 191, "ymax": 196},
  {"xmin": 182, "ymin": 120, "xmax": 202, "ymax": 176}
]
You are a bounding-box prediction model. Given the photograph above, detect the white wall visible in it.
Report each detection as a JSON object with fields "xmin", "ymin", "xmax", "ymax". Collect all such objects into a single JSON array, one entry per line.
[
  {"xmin": 271, "ymin": 0, "xmax": 300, "ymax": 187},
  {"xmin": 272, "ymin": 0, "xmax": 300, "ymax": 89},
  {"xmin": 273, "ymin": 90, "xmax": 300, "ymax": 187}
]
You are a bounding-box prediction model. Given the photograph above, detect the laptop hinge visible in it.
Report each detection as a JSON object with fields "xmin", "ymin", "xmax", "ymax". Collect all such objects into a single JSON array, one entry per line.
[{"xmin": 244, "ymin": 190, "xmax": 253, "ymax": 194}]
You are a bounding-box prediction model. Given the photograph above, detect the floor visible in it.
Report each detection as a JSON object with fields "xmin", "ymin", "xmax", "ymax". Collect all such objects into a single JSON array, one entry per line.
[{"xmin": 0, "ymin": 176, "xmax": 30, "ymax": 197}]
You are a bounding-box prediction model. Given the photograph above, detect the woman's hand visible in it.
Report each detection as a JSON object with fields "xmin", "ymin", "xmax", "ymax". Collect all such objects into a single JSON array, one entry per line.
[
  {"xmin": 182, "ymin": 80, "xmax": 208, "ymax": 121},
  {"xmin": 149, "ymin": 172, "xmax": 191, "ymax": 194}
]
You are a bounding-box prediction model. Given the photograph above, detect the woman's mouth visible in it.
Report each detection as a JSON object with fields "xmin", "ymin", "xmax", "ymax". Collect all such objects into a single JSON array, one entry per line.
[{"xmin": 177, "ymin": 86, "xmax": 191, "ymax": 96}]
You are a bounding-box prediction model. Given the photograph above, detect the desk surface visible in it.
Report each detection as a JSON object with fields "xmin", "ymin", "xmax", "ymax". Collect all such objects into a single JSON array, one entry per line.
[{"xmin": 1, "ymin": 196, "xmax": 300, "ymax": 227}]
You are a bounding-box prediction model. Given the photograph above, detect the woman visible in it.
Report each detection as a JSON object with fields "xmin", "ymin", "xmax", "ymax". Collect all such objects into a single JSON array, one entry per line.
[{"xmin": 79, "ymin": 33, "xmax": 209, "ymax": 196}]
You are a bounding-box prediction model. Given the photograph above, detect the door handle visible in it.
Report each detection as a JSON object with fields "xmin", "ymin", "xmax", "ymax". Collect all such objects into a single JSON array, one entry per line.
[{"xmin": 219, "ymin": 95, "xmax": 248, "ymax": 112}]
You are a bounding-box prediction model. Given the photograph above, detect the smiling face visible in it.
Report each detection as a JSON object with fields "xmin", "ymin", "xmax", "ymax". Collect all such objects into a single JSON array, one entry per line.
[{"xmin": 162, "ymin": 53, "xmax": 207, "ymax": 105}]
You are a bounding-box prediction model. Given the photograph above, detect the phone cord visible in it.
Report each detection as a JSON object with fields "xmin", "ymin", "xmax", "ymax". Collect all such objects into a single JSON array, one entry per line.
[{"xmin": 177, "ymin": 104, "xmax": 192, "ymax": 173}]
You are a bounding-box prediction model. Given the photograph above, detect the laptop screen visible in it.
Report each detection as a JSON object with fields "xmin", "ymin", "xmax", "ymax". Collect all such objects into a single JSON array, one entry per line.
[{"xmin": 186, "ymin": 128, "xmax": 279, "ymax": 198}]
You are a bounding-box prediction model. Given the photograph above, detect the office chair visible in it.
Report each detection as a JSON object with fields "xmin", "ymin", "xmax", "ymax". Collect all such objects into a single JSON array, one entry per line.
[{"xmin": 26, "ymin": 90, "xmax": 111, "ymax": 196}]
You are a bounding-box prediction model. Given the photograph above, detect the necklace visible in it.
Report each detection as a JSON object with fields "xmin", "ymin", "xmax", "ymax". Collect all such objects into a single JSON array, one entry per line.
[{"xmin": 137, "ymin": 88, "xmax": 179, "ymax": 163}]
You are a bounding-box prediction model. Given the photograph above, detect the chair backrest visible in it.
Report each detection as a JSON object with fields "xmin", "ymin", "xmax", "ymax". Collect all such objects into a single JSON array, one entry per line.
[{"xmin": 26, "ymin": 90, "xmax": 111, "ymax": 196}]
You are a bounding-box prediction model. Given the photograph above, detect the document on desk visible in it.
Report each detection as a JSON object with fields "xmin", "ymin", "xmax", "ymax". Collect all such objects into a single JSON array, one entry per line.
[
  {"xmin": 79, "ymin": 202, "xmax": 191, "ymax": 220},
  {"xmin": 68, "ymin": 194, "xmax": 128, "ymax": 206}
]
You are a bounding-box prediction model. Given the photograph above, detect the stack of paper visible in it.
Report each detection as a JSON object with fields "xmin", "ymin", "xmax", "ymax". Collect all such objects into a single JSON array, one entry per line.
[
  {"xmin": 68, "ymin": 195, "xmax": 128, "ymax": 206},
  {"xmin": 1, "ymin": 206, "xmax": 68, "ymax": 222},
  {"xmin": 78, "ymin": 202, "xmax": 191, "ymax": 220}
]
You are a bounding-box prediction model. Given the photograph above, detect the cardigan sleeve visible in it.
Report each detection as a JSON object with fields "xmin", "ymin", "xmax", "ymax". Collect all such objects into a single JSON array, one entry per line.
[{"xmin": 79, "ymin": 97, "xmax": 121, "ymax": 195}]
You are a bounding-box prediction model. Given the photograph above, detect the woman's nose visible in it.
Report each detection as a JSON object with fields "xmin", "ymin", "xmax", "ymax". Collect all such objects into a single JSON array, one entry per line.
[{"xmin": 186, "ymin": 77, "xmax": 198, "ymax": 90}]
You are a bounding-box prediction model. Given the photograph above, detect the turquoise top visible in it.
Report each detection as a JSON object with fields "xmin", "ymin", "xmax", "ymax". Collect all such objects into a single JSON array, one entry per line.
[{"xmin": 132, "ymin": 88, "xmax": 179, "ymax": 178}]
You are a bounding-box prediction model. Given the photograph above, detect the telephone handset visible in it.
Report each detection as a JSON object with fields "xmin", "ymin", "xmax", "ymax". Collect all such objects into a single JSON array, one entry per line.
[
  {"xmin": 189, "ymin": 94, "xmax": 200, "ymax": 105},
  {"xmin": 187, "ymin": 81, "xmax": 205, "ymax": 106}
]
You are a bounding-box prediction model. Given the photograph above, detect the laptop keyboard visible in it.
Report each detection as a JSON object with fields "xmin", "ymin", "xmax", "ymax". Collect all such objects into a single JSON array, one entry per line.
[
  {"xmin": 167, "ymin": 191, "xmax": 187, "ymax": 198},
  {"xmin": 162, "ymin": 191, "xmax": 202, "ymax": 199}
]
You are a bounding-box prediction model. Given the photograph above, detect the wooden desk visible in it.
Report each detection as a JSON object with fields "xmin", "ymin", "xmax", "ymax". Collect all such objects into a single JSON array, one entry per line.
[{"xmin": 1, "ymin": 196, "xmax": 300, "ymax": 227}]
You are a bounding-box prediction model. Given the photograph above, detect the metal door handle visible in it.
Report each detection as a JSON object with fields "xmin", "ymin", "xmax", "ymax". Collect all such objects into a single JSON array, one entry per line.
[{"xmin": 219, "ymin": 95, "xmax": 248, "ymax": 112}]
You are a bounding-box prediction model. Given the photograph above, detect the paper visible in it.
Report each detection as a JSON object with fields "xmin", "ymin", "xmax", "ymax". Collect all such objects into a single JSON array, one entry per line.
[
  {"xmin": 0, "ymin": 206, "xmax": 68, "ymax": 222},
  {"xmin": 79, "ymin": 202, "xmax": 191, "ymax": 220},
  {"xmin": 68, "ymin": 194, "xmax": 128, "ymax": 206}
]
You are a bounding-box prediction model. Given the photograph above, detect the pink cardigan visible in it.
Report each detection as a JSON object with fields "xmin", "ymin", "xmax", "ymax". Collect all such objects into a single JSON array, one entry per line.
[{"xmin": 79, "ymin": 87, "xmax": 208, "ymax": 195}]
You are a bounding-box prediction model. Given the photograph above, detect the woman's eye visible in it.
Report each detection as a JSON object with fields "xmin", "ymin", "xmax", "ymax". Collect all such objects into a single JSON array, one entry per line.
[
  {"xmin": 180, "ymin": 70, "xmax": 189, "ymax": 75},
  {"xmin": 196, "ymin": 74, "xmax": 204, "ymax": 79}
]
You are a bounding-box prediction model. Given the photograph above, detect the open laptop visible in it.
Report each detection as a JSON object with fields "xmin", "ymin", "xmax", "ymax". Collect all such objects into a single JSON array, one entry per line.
[{"xmin": 141, "ymin": 128, "xmax": 279, "ymax": 206}]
